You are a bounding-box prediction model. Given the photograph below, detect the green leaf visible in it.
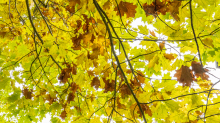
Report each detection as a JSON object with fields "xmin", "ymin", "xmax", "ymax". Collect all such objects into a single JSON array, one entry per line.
[
  {"xmin": 156, "ymin": 103, "xmax": 168, "ymax": 119},
  {"xmin": 51, "ymin": 117, "xmax": 61, "ymax": 123},
  {"xmin": 165, "ymin": 100, "xmax": 179, "ymax": 112},
  {"xmin": 17, "ymin": 44, "xmax": 30, "ymax": 57},
  {"xmin": 138, "ymin": 25, "xmax": 148, "ymax": 35},
  {"xmin": 0, "ymin": 75, "xmax": 10, "ymax": 90},
  {"xmin": 191, "ymin": 94, "xmax": 203, "ymax": 107},
  {"xmin": 7, "ymin": 92, "xmax": 20, "ymax": 103}
]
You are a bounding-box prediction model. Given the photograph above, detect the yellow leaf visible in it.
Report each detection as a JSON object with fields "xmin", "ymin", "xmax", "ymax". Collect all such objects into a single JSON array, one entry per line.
[
  {"xmin": 138, "ymin": 25, "xmax": 148, "ymax": 35},
  {"xmin": 148, "ymin": 55, "xmax": 159, "ymax": 68},
  {"xmin": 202, "ymin": 38, "xmax": 214, "ymax": 48},
  {"xmin": 164, "ymin": 53, "xmax": 176, "ymax": 61},
  {"xmin": 49, "ymin": 45, "xmax": 58, "ymax": 58}
]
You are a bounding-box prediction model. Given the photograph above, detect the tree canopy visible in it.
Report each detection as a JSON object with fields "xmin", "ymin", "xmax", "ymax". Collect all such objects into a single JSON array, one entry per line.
[{"xmin": 1, "ymin": 0, "xmax": 220, "ymax": 122}]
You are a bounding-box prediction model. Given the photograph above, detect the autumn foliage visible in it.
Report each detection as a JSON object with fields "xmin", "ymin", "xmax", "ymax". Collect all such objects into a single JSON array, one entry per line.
[{"xmin": 1, "ymin": 0, "xmax": 220, "ymax": 123}]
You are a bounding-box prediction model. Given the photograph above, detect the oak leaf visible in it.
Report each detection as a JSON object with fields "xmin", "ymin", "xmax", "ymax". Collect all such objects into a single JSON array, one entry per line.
[
  {"xmin": 195, "ymin": 111, "xmax": 203, "ymax": 116},
  {"xmin": 137, "ymin": 71, "xmax": 145, "ymax": 84},
  {"xmin": 148, "ymin": 55, "xmax": 159, "ymax": 68},
  {"xmin": 117, "ymin": 70, "xmax": 124, "ymax": 82},
  {"xmin": 22, "ymin": 88, "xmax": 33, "ymax": 99},
  {"xmin": 167, "ymin": 0, "xmax": 182, "ymax": 21},
  {"xmin": 202, "ymin": 38, "xmax": 214, "ymax": 48},
  {"xmin": 70, "ymin": 82, "xmax": 79, "ymax": 93},
  {"xmin": 164, "ymin": 53, "xmax": 175, "ymax": 61},
  {"xmin": 89, "ymin": 47, "xmax": 100, "ymax": 60},
  {"xmin": 130, "ymin": 79, "xmax": 141, "ymax": 88},
  {"xmin": 143, "ymin": 0, "xmax": 181, "ymax": 21},
  {"xmin": 150, "ymin": 31, "xmax": 156, "ymax": 37},
  {"xmin": 74, "ymin": 106, "xmax": 81, "ymax": 112},
  {"xmin": 174, "ymin": 65, "xmax": 194, "ymax": 86},
  {"xmin": 120, "ymin": 84, "xmax": 131, "ymax": 98},
  {"xmin": 103, "ymin": 1, "xmax": 111, "ymax": 10},
  {"xmin": 71, "ymin": 34, "xmax": 83, "ymax": 50},
  {"xmin": 143, "ymin": 0, "xmax": 167, "ymax": 17},
  {"xmin": 130, "ymin": 103, "xmax": 152, "ymax": 118},
  {"xmin": 45, "ymin": 94, "xmax": 57, "ymax": 105},
  {"xmin": 87, "ymin": 70, "xmax": 95, "ymax": 76},
  {"xmin": 159, "ymin": 41, "xmax": 165, "ymax": 50},
  {"xmin": 60, "ymin": 110, "xmax": 67, "ymax": 120},
  {"xmin": 117, "ymin": 97, "xmax": 126, "ymax": 109},
  {"xmin": 114, "ymin": 1, "xmax": 137, "ymax": 18},
  {"xmin": 191, "ymin": 61, "xmax": 209, "ymax": 80},
  {"xmin": 58, "ymin": 64, "xmax": 77, "ymax": 83},
  {"xmin": 67, "ymin": 92, "xmax": 75, "ymax": 103},
  {"xmin": 91, "ymin": 77, "xmax": 100, "ymax": 90},
  {"xmin": 0, "ymin": 31, "xmax": 7, "ymax": 38},
  {"xmin": 138, "ymin": 104, "xmax": 152, "ymax": 117},
  {"xmin": 103, "ymin": 78, "xmax": 115, "ymax": 93},
  {"xmin": 66, "ymin": 0, "xmax": 80, "ymax": 14},
  {"xmin": 82, "ymin": 14, "xmax": 94, "ymax": 33}
]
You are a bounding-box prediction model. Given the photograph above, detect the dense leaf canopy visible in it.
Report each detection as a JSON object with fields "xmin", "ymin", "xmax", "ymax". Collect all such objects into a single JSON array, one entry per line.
[{"xmin": 1, "ymin": 0, "xmax": 220, "ymax": 122}]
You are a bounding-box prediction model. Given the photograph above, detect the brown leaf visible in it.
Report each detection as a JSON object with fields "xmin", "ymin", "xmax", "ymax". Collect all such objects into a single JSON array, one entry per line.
[
  {"xmin": 166, "ymin": 91, "xmax": 172, "ymax": 95},
  {"xmin": 130, "ymin": 71, "xmax": 145, "ymax": 88},
  {"xmin": 143, "ymin": 0, "xmax": 181, "ymax": 21},
  {"xmin": 82, "ymin": 14, "xmax": 90, "ymax": 32},
  {"xmin": 72, "ymin": 20, "xmax": 82, "ymax": 32},
  {"xmin": 60, "ymin": 110, "xmax": 67, "ymax": 120},
  {"xmin": 0, "ymin": 32, "xmax": 7, "ymax": 38},
  {"xmin": 103, "ymin": 1, "xmax": 111, "ymax": 10},
  {"xmin": 150, "ymin": 31, "xmax": 156, "ymax": 37},
  {"xmin": 117, "ymin": 70, "xmax": 124, "ymax": 82},
  {"xmin": 159, "ymin": 41, "xmax": 165, "ymax": 50},
  {"xmin": 138, "ymin": 104, "xmax": 152, "ymax": 117},
  {"xmin": 71, "ymin": 34, "xmax": 83, "ymax": 50},
  {"xmin": 164, "ymin": 53, "xmax": 175, "ymax": 61},
  {"xmin": 66, "ymin": 0, "xmax": 80, "ymax": 14},
  {"xmin": 72, "ymin": 65, "xmax": 77, "ymax": 75},
  {"xmin": 120, "ymin": 84, "xmax": 131, "ymax": 98},
  {"xmin": 143, "ymin": 0, "xmax": 166, "ymax": 17},
  {"xmin": 22, "ymin": 88, "xmax": 33, "ymax": 99},
  {"xmin": 91, "ymin": 77, "xmax": 100, "ymax": 90},
  {"xmin": 195, "ymin": 111, "xmax": 203, "ymax": 116},
  {"xmin": 137, "ymin": 71, "xmax": 145, "ymax": 84},
  {"xmin": 70, "ymin": 82, "xmax": 79, "ymax": 93},
  {"xmin": 58, "ymin": 63, "xmax": 77, "ymax": 83},
  {"xmin": 126, "ymin": 69, "xmax": 132, "ymax": 74},
  {"xmin": 130, "ymin": 79, "xmax": 141, "ymax": 88},
  {"xmin": 87, "ymin": 70, "xmax": 95, "ymax": 76},
  {"xmin": 90, "ymin": 34, "xmax": 95, "ymax": 43},
  {"xmin": 116, "ymin": 97, "xmax": 126, "ymax": 109},
  {"xmin": 89, "ymin": 47, "xmax": 100, "ymax": 60},
  {"xmin": 103, "ymin": 78, "xmax": 115, "ymax": 93},
  {"xmin": 58, "ymin": 69, "xmax": 70, "ymax": 83},
  {"xmin": 191, "ymin": 61, "xmax": 209, "ymax": 80},
  {"xmin": 130, "ymin": 103, "xmax": 152, "ymax": 118},
  {"xmin": 167, "ymin": 0, "xmax": 182, "ymax": 21},
  {"xmin": 41, "ymin": 7, "xmax": 49, "ymax": 16},
  {"xmin": 67, "ymin": 92, "xmax": 75, "ymax": 103},
  {"xmin": 114, "ymin": 1, "xmax": 137, "ymax": 18},
  {"xmin": 174, "ymin": 65, "xmax": 194, "ymax": 86},
  {"xmin": 45, "ymin": 94, "xmax": 57, "ymax": 105},
  {"xmin": 74, "ymin": 106, "xmax": 81, "ymax": 112},
  {"xmin": 93, "ymin": 60, "xmax": 98, "ymax": 68}
]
